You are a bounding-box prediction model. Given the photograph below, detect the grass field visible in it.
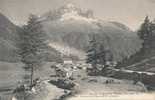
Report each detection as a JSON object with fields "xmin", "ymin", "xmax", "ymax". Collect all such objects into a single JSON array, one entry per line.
[
  {"xmin": 0, "ymin": 62, "xmax": 24, "ymax": 100},
  {"xmin": 0, "ymin": 61, "xmax": 55, "ymax": 100},
  {"xmin": 0, "ymin": 61, "xmax": 56, "ymax": 89},
  {"xmin": 0, "ymin": 62, "xmax": 24, "ymax": 89}
]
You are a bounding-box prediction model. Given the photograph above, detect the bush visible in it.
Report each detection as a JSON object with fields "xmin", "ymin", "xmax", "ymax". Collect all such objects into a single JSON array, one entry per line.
[{"xmin": 49, "ymin": 79, "xmax": 75, "ymax": 90}]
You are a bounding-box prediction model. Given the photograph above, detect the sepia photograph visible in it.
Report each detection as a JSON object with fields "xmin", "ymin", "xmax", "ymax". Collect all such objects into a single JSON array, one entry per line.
[{"xmin": 0, "ymin": 0, "xmax": 155, "ymax": 100}]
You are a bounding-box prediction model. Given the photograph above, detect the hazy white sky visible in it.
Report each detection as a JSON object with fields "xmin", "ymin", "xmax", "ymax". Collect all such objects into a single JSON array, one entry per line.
[{"xmin": 0, "ymin": 0, "xmax": 155, "ymax": 30}]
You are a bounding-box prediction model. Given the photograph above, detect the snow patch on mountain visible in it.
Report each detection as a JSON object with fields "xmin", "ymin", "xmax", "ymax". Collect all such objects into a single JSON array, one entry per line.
[
  {"xmin": 48, "ymin": 42, "xmax": 86, "ymax": 60},
  {"xmin": 60, "ymin": 4, "xmax": 97, "ymax": 23}
]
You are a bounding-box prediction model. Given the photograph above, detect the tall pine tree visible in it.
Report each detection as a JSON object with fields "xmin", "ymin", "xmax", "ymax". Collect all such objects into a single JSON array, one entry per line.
[
  {"xmin": 149, "ymin": 21, "xmax": 155, "ymax": 49},
  {"xmin": 86, "ymin": 34, "xmax": 98, "ymax": 68},
  {"xmin": 98, "ymin": 43, "xmax": 106, "ymax": 65},
  {"xmin": 86, "ymin": 35, "xmax": 107, "ymax": 67},
  {"xmin": 138, "ymin": 16, "xmax": 151, "ymax": 53},
  {"xmin": 18, "ymin": 14, "xmax": 48, "ymax": 87}
]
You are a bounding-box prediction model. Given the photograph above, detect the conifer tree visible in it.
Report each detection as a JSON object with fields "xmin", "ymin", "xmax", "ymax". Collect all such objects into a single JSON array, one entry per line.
[
  {"xmin": 86, "ymin": 34, "xmax": 98, "ymax": 68},
  {"xmin": 18, "ymin": 14, "xmax": 48, "ymax": 87},
  {"xmin": 98, "ymin": 43, "xmax": 106, "ymax": 65},
  {"xmin": 138, "ymin": 16, "xmax": 151, "ymax": 53}
]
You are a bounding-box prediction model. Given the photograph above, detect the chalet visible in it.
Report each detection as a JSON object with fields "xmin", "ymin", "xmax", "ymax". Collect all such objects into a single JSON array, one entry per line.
[{"xmin": 63, "ymin": 57, "xmax": 73, "ymax": 64}]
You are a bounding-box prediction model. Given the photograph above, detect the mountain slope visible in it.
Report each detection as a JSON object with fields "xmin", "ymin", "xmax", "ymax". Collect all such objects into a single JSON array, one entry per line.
[
  {"xmin": 0, "ymin": 12, "xmax": 62, "ymax": 62},
  {"xmin": 40, "ymin": 4, "xmax": 142, "ymax": 61},
  {"xmin": 0, "ymin": 12, "xmax": 20, "ymax": 62}
]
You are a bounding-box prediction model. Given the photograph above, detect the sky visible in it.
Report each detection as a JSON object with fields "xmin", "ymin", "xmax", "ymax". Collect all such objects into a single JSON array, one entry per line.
[{"xmin": 0, "ymin": 0, "xmax": 155, "ymax": 30}]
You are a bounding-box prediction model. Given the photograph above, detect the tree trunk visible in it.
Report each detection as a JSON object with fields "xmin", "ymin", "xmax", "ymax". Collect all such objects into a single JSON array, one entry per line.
[{"xmin": 30, "ymin": 66, "xmax": 33, "ymax": 87}]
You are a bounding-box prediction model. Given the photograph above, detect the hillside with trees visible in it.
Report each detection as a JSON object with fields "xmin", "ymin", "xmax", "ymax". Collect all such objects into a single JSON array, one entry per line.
[{"xmin": 118, "ymin": 16, "xmax": 155, "ymax": 72}]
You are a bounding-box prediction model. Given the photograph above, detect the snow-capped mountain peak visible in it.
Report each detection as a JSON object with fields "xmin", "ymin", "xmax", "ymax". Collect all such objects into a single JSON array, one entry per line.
[
  {"xmin": 63, "ymin": 3, "xmax": 77, "ymax": 13},
  {"xmin": 60, "ymin": 9, "xmax": 96, "ymax": 23},
  {"xmin": 55, "ymin": 3, "xmax": 95, "ymax": 23},
  {"xmin": 41, "ymin": 3, "xmax": 94, "ymax": 22}
]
